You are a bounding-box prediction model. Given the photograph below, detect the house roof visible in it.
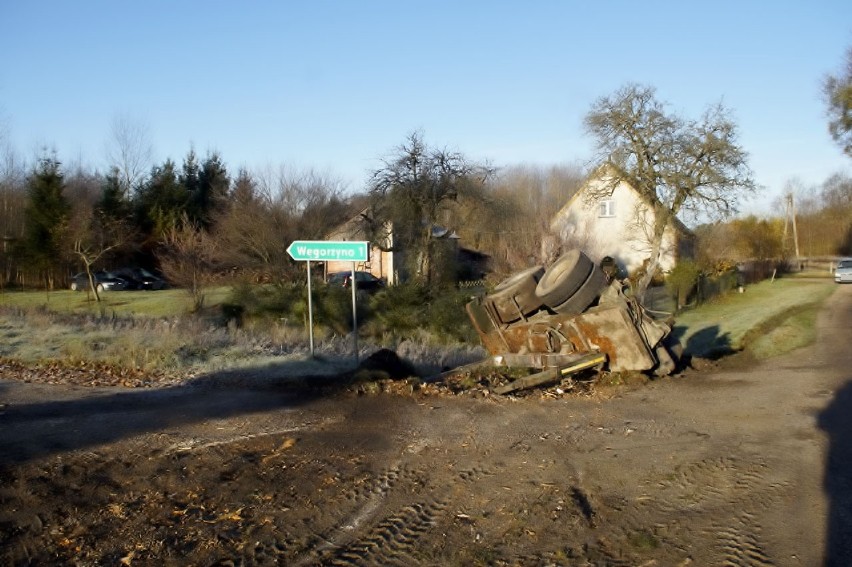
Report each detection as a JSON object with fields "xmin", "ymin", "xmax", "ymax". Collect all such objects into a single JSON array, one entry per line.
[
  {"xmin": 325, "ymin": 208, "xmax": 372, "ymax": 240},
  {"xmin": 326, "ymin": 208, "xmax": 463, "ymax": 241}
]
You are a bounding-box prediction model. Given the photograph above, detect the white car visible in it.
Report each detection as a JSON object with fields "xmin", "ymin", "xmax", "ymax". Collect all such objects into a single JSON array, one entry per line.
[{"xmin": 835, "ymin": 259, "xmax": 852, "ymax": 283}]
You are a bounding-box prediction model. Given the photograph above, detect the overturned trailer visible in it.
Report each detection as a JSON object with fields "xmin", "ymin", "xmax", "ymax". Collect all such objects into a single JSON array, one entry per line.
[{"xmin": 465, "ymin": 250, "xmax": 678, "ymax": 394}]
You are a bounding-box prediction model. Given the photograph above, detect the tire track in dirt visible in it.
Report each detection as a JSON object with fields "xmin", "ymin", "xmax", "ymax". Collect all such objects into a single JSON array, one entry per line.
[
  {"xmin": 293, "ymin": 461, "xmax": 499, "ymax": 566},
  {"xmin": 293, "ymin": 463, "xmax": 429, "ymax": 565},
  {"xmin": 601, "ymin": 453, "xmax": 789, "ymax": 565},
  {"xmin": 323, "ymin": 500, "xmax": 448, "ymax": 566},
  {"xmin": 713, "ymin": 512, "xmax": 776, "ymax": 567}
]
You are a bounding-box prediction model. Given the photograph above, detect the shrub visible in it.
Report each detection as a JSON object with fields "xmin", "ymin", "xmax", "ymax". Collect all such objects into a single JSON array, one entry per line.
[
  {"xmin": 366, "ymin": 283, "xmax": 430, "ymax": 337},
  {"xmin": 363, "ymin": 283, "xmax": 477, "ymax": 343},
  {"xmin": 424, "ymin": 290, "xmax": 478, "ymax": 343},
  {"xmin": 310, "ymin": 284, "xmax": 366, "ymax": 335},
  {"xmin": 665, "ymin": 260, "xmax": 702, "ymax": 308},
  {"xmin": 227, "ymin": 280, "xmax": 479, "ymax": 344},
  {"xmin": 227, "ymin": 281, "xmax": 370, "ymax": 335},
  {"xmin": 695, "ymin": 270, "xmax": 738, "ymax": 303}
]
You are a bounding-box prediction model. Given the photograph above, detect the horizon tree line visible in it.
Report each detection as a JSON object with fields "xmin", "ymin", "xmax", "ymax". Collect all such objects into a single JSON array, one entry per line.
[{"xmin": 1, "ymin": 70, "xmax": 850, "ymax": 293}]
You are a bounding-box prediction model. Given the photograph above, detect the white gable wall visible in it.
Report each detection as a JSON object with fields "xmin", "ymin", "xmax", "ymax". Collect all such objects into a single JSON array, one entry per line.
[{"xmin": 551, "ymin": 177, "xmax": 680, "ymax": 275}]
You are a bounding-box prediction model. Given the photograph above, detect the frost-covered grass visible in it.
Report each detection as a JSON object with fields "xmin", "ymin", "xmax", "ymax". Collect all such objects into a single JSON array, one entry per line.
[{"xmin": 0, "ymin": 304, "xmax": 486, "ymax": 381}]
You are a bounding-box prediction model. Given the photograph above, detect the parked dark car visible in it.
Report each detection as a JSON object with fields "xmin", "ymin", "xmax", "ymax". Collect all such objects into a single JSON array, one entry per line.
[
  {"xmin": 327, "ymin": 271, "xmax": 386, "ymax": 293},
  {"xmin": 70, "ymin": 271, "xmax": 129, "ymax": 292},
  {"xmin": 112, "ymin": 267, "xmax": 167, "ymax": 290}
]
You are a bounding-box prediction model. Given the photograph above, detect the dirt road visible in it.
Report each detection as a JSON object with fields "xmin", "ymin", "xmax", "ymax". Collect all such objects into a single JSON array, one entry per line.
[{"xmin": 1, "ymin": 284, "xmax": 850, "ymax": 566}]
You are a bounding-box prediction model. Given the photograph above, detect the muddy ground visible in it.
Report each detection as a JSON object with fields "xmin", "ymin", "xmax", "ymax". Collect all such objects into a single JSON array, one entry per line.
[{"xmin": 1, "ymin": 284, "xmax": 850, "ymax": 566}]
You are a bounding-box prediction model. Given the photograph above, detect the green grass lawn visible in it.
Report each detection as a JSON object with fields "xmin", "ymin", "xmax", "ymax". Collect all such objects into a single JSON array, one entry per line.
[
  {"xmin": 673, "ymin": 277, "xmax": 836, "ymax": 358},
  {"xmin": 0, "ymin": 287, "xmax": 232, "ymax": 318}
]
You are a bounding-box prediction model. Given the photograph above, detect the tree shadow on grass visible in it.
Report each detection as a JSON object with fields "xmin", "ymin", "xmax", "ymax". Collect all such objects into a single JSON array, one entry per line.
[
  {"xmin": 671, "ymin": 324, "xmax": 735, "ymax": 361},
  {"xmin": 818, "ymin": 380, "xmax": 852, "ymax": 566},
  {"xmin": 0, "ymin": 357, "xmax": 361, "ymax": 466}
]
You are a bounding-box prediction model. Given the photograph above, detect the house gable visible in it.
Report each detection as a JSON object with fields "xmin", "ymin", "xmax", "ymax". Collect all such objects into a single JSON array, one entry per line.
[
  {"xmin": 551, "ymin": 167, "xmax": 693, "ymax": 275},
  {"xmin": 324, "ymin": 209, "xmax": 397, "ymax": 283}
]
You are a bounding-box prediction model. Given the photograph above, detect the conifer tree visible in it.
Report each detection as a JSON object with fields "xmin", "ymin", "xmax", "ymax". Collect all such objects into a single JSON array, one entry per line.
[
  {"xmin": 18, "ymin": 154, "xmax": 70, "ymax": 286},
  {"xmin": 98, "ymin": 166, "xmax": 132, "ymax": 222},
  {"xmin": 134, "ymin": 159, "xmax": 188, "ymax": 240},
  {"xmin": 192, "ymin": 152, "xmax": 229, "ymax": 229}
]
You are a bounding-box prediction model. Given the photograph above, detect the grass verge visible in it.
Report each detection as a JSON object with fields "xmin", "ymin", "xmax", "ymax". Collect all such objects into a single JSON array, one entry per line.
[{"xmin": 673, "ymin": 277, "xmax": 836, "ymax": 359}]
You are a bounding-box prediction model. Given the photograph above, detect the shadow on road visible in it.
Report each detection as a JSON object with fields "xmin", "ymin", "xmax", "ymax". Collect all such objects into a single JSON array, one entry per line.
[
  {"xmin": 0, "ymin": 360, "xmax": 356, "ymax": 466},
  {"xmin": 818, "ymin": 379, "xmax": 852, "ymax": 566}
]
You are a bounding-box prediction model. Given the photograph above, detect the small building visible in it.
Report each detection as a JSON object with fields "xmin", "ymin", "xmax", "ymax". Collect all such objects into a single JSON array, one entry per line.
[
  {"xmin": 324, "ymin": 210, "xmax": 396, "ymax": 283},
  {"xmin": 551, "ymin": 166, "xmax": 694, "ymax": 276},
  {"xmin": 324, "ymin": 209, "xmax": 489, "ymax": 285}
]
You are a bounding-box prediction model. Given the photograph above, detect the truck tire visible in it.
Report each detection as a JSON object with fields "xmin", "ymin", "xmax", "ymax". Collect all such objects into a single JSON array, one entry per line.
[
  {"xmin": 487, "ymin": 266, "xmax": 545, "ymax": 324},
  {"xmin": 549, "ymin": 265, "xmax": 607, "ymax": 315},
  {"xmin": 536, "ymin": 249, "xmax": 594, "ymax": 307}
]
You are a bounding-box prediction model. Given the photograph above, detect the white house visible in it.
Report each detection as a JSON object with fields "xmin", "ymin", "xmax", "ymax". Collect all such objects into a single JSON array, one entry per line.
[{"xmin": 550, "ymin": 167, "xmax": 693, "ymax": 276}]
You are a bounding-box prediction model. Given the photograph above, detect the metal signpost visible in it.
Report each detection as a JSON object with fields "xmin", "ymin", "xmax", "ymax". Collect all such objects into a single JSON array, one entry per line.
[{"xmin": 286, "ymin": 240, "xmax": 369, "ymax": 361}]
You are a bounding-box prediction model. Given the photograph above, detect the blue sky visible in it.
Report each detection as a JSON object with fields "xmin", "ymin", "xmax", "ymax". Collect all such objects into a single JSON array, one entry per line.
[{"xmin": 1, "ymin": 1, "xmax": 850, "ymax": 216}]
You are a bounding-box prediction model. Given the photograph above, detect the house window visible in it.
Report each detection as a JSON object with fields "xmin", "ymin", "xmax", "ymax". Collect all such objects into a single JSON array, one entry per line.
[{"xmin": 598, "ymin": 199, "xmax": 615, "ymax": 218}]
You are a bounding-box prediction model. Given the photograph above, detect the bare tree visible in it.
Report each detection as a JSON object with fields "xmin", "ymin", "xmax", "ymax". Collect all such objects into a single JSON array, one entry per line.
[
  {"xmin": 212, "ymin": 168, "xmax": 292, "ymax": 281},
  {"xmin": 61, "ymin": 164, "xmax": 125, "ymax": 301},
  {"xmin": 821, "ymin": 172, "xmax": 852, "ymax": 211},
  {"xmin": 159, "ymin": 217, "xmax": 219, "ymax": 311},
  {"xmin": 693, "ymin": 222, "xmax": 740, "ymax": 267},
  {"xmin": 584, "ymin": 84, "xmax": 758, "ymax": 297},
  {"xmin": 289, "ymin": 170, "xmax": 350, "ymax": 238},
  {"xmin": 212, "ymin": 167, "xmax": 349, "ymax": 283},
  {"xmin": 793, "ymin": 172, "xmax": 852, "ymax": 256},
  {"xmin": 68, "ymin": 209, "xmax": 128, "ymax": 302},
  {"xmin": 730, "ymin": 216, "xmax": 784, "ymax": 262},
  {"xmin": 0, "ymin": 135, "xmax": 27, "ymax": 287},
  {"xmin": 449, "ymin": 164, "xmax": 584, "ymax": 278},
  {"xmin": 368, "ymin": 131, "xmax": 492, "ymax": 285},
  {"xmin": 0, "ymin": 118, "xmax": 26, "ymax": 232},
  {"xmin": 105, "ymin": 112, "xmax": 153, "ymax": 193}
]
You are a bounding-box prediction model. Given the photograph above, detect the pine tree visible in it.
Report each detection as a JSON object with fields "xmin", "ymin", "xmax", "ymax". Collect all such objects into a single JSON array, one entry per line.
[
  {"xmin": 18, "ymin": 154, "xmax": 71, "ymax": 285},
  {"xmin": 98, "ymin": 166, "xmax": 131, "ymax": 222},
  {"xmin": 192, "ymin": 152, "xmax": 229, "ymax": 229},
  {"xmin": 230, "ymin": 168, "xmax": 257, "ymax": 206},
  {"xmin": 134, "ymin": 159, "xmax": 188, "ymax": 240}
]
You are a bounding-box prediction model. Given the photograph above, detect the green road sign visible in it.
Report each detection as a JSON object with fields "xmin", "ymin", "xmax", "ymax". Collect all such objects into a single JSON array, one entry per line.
[{"xmin": 286, "ymin": 240, "xmax": 369, "ymax": 262}]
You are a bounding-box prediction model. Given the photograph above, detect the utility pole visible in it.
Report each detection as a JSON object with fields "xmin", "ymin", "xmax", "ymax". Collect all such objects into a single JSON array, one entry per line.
[{"xmin": 782, "ymin": 193, "xmax": 801, "ymax": 266}]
